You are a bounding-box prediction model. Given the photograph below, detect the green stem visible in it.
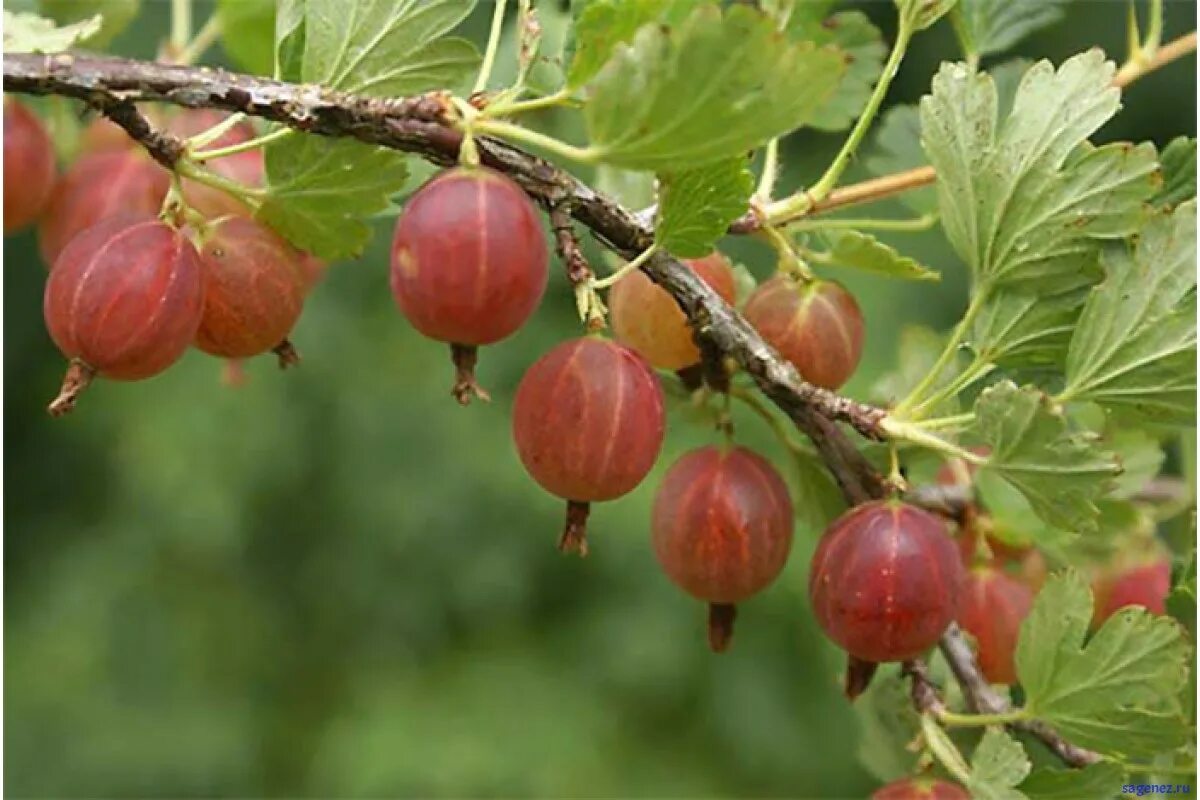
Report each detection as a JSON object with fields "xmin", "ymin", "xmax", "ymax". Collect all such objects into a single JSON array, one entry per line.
[
  {"xmin": 761, "ymin": 12, "xmax": 914, "ymax": 224},
  {"xmin": 892, "ymin": 289, "xmax": 988, "ymax": 419},
  {"xmin": 787, "ymin": 212, "xmax": 938, "ymax": 234},
  {"xmin": 176, "ymin": 159, "xmax": 266, "ymax": 209},
  {"xmin": 592, "ymin": 244, "xmax": 658, "ymax": 289},
  {"xmin": 186, "ymin": 112, "xmax": 249, "ymax": 150},
  {"xmin": 919, "ymin": 715, "xmax": 973, "ymax": 787},
  {"xmin": 913, "ymin": 412, "xmax": 976, "ymax": 432},
  {"xmin": 177, "ymin": 13, "xmax": 222, "ymax": 66},
  {"xmin": 1146, "ymin": 0, "xmax": 1164, "ymax": 55},
  {"xmin": 482, "ymin": 89, "xmax": 574, "ymax": 118},
  {"xmin": 170, "ymin": 0, "xmax": 193, "ymax": 55},
  {"xmin": 472, "ymin": 119, "xmax": 594, "ymax": 163},
  {"xmin": 759, "ymin": 225, "xmax": 815, "ymax": 281},
  {"xmin": 938, "ymin": 708, "xmax": 1030, "ymax": 727},
  {"xmin": 881, "ymin": 418, "xmax": 989, "ymax": 464},
  {"xmin": 1127, "ymin": 1, "xmax": 1143, "ymax": 61},
  {"xmin": 756, "ymin": 138, "xmax": 780, "ymax": 200},
  {"xmin": 908, "ymin": 359, "xmax": 994, "ymax": 419},
  {"xmin": 193, "ymin": 127, "xmax": 292, "ymax": 161},
  {"xmin": 473, "ymin": 0, "xmax": 509, "ymax": 95}
]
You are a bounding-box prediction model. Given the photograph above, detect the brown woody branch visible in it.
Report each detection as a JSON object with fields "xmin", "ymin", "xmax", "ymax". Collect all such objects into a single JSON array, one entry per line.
[{"xmin": 1, "ymin": 51, "xmax": 1096, "ymax": 768}]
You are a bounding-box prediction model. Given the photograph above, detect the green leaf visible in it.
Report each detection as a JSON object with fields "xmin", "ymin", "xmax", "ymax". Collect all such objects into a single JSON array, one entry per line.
[
  {"xmin": 853, "ymin": 669, "xmax": 922, "ymax": 781},
  {"xmin": 1106, "ymin": 429, "xmax": 1165, "ymax": 500},
  {"xmin": 299, "ymin": 0, "xmax": 479, "ymax": 96},
  {"xmin": 866, "ymin": 105, "xmax": 937, "ymax": 215},
  {"xmin": 5, "ymin": 9, "xmax": 100, "ymax": 51},
  {"xmin": 39, "ymin": 0, "xmax": 137, "ymax": 48},
  {"xmin": 260, "ymin": 136, "xmax": 409, "ymax": 260},
  {"xmin": 565, "ymin": 0, "xmax": 693, "ymax": 89},
  {"xmin": 1166, "ymin": 547, "xmax": 1196, "ymax": 636},
  {"xmin": 655, "ymin": 157, "xmax": 753, "ymax": 258},
  {"xmin": 970, "ymin": 287, "xmax": 1086, "ymax": 370},
  {"xmin": 1017, "ymin": 572, "xmax": 1192, "ymax": 759},
  {"xmin": 1153, "ymin": 137, "xmax": 1197, "ymax": 209},
  {"xmin": 974, "ymin": 470, "xmax": 1077, "ymax": 557},
  {"xmin": 786, "ymin": 11, "xmax": 886, "ymax": 132},
  {"xmin": 583, "ymin": 3, "xmax": 845, "ymax": 171},
  {"xmin": 275, "ymin": 0, "xmax": 307, "ymax": 80},
  {"xmin": 967, "ymin": 728, "xmax": 1030, "ymax": 800},
  {"xmin": 791, "ymin": 449, "xmax": 846, "ymax": 538},
  {"xmin": 974, "ymin": 381, "xmax": 1119, "ymax": 534},
  {"xmin": 871, "ymin": 325, "xmax": 962, "ymax": 418},
  {"xmin": 1061, "ymin": 202, "xmax": 1197, "ymax": 424},
  {"xmin": 901, "ymin": 0, "xmax": 959, "ymax": 31},
  {"xmin": 819, "ymin": 229, "xmax": 940, "ymax": 282},
  {"xmin": 1019, "ymin": 763, "xmax": 1125, "ymax": 800},
  {"xmin": 217, "ymin": 0, "xmax": 275, "ymax": 76},
  {"xmin": 921, "ymin": 52, "xmax": 1159, "ymax": 292},
  {"xmin": 954, "ymin": 0, "xmax": 1070, "ymax": 59}
]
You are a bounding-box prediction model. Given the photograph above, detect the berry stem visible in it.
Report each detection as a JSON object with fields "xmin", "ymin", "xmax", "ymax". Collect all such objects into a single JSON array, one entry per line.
[
  {"xmin": 707, "ymin": 603, "xmax": 737, "ymax": 653},
  {"xmin": 591, "ymin": 244, "xmax": 658, "ymax": 290},
  {"xmin": 560, "ymin": 500, "xmax": 590, "ymax": 557},
  {"xmin": 193, "ymin": 127, "xmax": 292, "ymax": 161},
  {"xmin": 449, "ymin": 344, "xmax": 491, "ymax": 406},
  {"xmin": 47, "ymin": 359, "xmax": 96, "ymax": 417},
  {"xmin": 758, "ymin": 225, "xmax": 814, "ymax": 282}
]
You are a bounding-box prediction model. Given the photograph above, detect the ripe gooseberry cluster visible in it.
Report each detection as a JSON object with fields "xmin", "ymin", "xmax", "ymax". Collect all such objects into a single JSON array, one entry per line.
[{"xmin": 2, "ymin": 101, "xmax": 324, "ymax": 414}]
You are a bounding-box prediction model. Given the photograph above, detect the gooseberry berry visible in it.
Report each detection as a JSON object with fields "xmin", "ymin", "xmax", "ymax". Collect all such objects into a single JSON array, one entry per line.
[
  {"xmin": 957, "ymin": 567, "xmax": 1033, "ymax": 685},
  {"xmin": 609, "ymin": 252, "xmax": 737, "ymax": 370},
  {"xmin": 43, "ymin": 216, "xmax": 205, "ymax": 415},
  {"xmin": 512, "ymin": 337, "xmax": 665, "ymax": 555},
  {"xmin": 1093, "ymin": 556, "xmax": 1171, "ymax": 626},
  {"xmin": 652, "ymin": 445, "xmax": 794, "ymax": 651},
  {"xmin": 743, "ymin": 274, "xmax": 864, "ymax": 390},
  {"xmin": 810, "ymin": 500, "xmax": 963, "ymax": 663},
  {"xmin": 871, "ymin": 777, "xmax": 971, "ymax": 800},
  {"xmin": 4, "ymin": 99, "xmax": 58, "ymax": 234},
  {"xmin": 38, "ymin": 150, "xmax": 170, "ymax": 266},
  {"xmin": 391, "ymin": 166, "xmax": 549, "ymax": 404},
  {"xmin": 193, "ymin": 216, "xmax": 307, "ymax": 363}
]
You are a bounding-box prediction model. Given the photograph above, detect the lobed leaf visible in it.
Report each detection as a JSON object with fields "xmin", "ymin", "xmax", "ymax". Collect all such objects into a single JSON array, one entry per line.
[
  {"xmin": 1016, "ymin": 572, "xmax": 1192, "ymax": 759},
  {"xmin": 4, "ymin": 9, "xmax": 100, "ymax": 52},
  {"xmin": 921, "ymin": 52, "xmax": 1159, "ymax": 293},
  {"xmin": 565, "ymin": 0, "xmax": 693, "ymax": 89},
  {"xmin": 260, "ymin": 136, "xmax": 409, "ymax": 260},
  {"xmin": 970, "ymin": 287, "xmax": 1086, "ymax": 371},
  {"xmin": 967, "ymin": 728, "xmax": 1031, "ymax": 800},
  {"xmin": 954, "ymin": 0, "xmax": 1071, "ymax": 59},
  {"xmin": 786, "ymin": 11, "xmax": 886, "ymax": 132},
  {"xmin": 1153, "ymin": 137, "xmax": 1197, "ymax": 209},
  {"xmin": 1019, "ymin": 763, "xmax": 1126, "ymax": 800},
  {"xmin": 655, "ymin": 157, "xmax": 753, "ymax": 258},
  {"xmin": 299, "ymin": 0, "xmax": 479, "ymax": 96},
  {"xmin": 583, "ymin": 3, "xmax": 845, "ymax": 171},
  {"xmin": 1062, "ymin": 202, "xmax": 1197, "ymax": 424},
  {"xmin": 854, "ymin": 670, "xmax": 923, "ymax": 781},
  {"xmin": 818, "ymin": 229, "xmax": 940, "ymax": 282},
  {"xmin": 973, "ymin": 381, "xmax": 1118, "ymax": 534}
]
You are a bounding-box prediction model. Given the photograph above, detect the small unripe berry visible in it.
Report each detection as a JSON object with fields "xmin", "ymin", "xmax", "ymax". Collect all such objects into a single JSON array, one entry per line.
[
  {"xmin": 38, "ymin": 150, "xmax": 169, "ymax": 266},
  {"xmin": 609, "ymin": 252, "xmax": 737, "ymax": 370},
  {"xmin": 1093, "ymin": 557, "xmax": 1171, "ymax": 626},
  {"xmin": 4, "ymin": 99, "xmax": 58, "ymax": 234},
  {"xmin": 653, "ymin": 445, "xmax": 794, "ymax": 651},
  {"xmin": 957, "ymin": 567, "xmax": 1034, "ymax": 685},
  {"xmin": 872, "ymin": 777, "xmax": 971, "ymax": 800},
  {"xmin": 392, "ymin": 167, "xmax": 549, "ymax": 404},
  {"xmin": 194, "ymin": 216, "xmax": 307, "ymax": 362},
  {"xmin": 810, "ymin": 500, "xmax": 964, "ymax": 663},
  {"xmin": 43, "ymin": 216, "xmax": 205, "ymax": 414},
  {"xmin": 744, "ymin": 275, "xmax": 864, "ymax": 390},
  {"xmin": 512, "ymin": 337, "xmax": 665, "ymax": 555}
]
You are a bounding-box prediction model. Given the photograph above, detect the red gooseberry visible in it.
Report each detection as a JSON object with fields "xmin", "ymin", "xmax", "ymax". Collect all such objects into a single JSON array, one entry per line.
[
  {"xmin": 743, "ymin": 274, "xmax": 864, "ymax": 391},
  {"xmin": 810, "ymin": 500, "xmax": 964, "ymax": 663},
  {"xmin": 391, "ymin": 166, "xmax": 549, "ymax": 404},
  {"xmin": 1093, "ymin": 556, "xmax": 1171, "ymax": 626},
  {"xmin": 38, "ymin": 150, "xmax": 170, "ymax": 266},
  {"xmin": 652, "ymin": 445, "xmax": 794, "ymax": 651},
  {"xmin": 512, "ymin": 337, "xmax": 665, "ymax": 555},
  {"xmin": 43, "ymin": 215, "xmax": 205, "ymax": 415},
  {"xmin": 4, "ymin": 99, "xmax": 58, "ymax": 234},
  {"xmin": 872, "ymin": 777, "xmax": 971, "ymax": 800},
  {"xmin": 957, "ymin": 567, "xmax": 1034, "ymax": 685},
  {"xmin": 609, "ymin": 252, "xmax": 737, "ymax": 371},
  {"xmin": 193, "ymin": 216, "xmax": 307, "ymax": 365}
]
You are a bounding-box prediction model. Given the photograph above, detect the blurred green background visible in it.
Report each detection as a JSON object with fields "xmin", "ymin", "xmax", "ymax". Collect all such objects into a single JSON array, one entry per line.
[{"xmin": 4, "ymin": 1, "xmax": 1196, "ymax": 797}]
